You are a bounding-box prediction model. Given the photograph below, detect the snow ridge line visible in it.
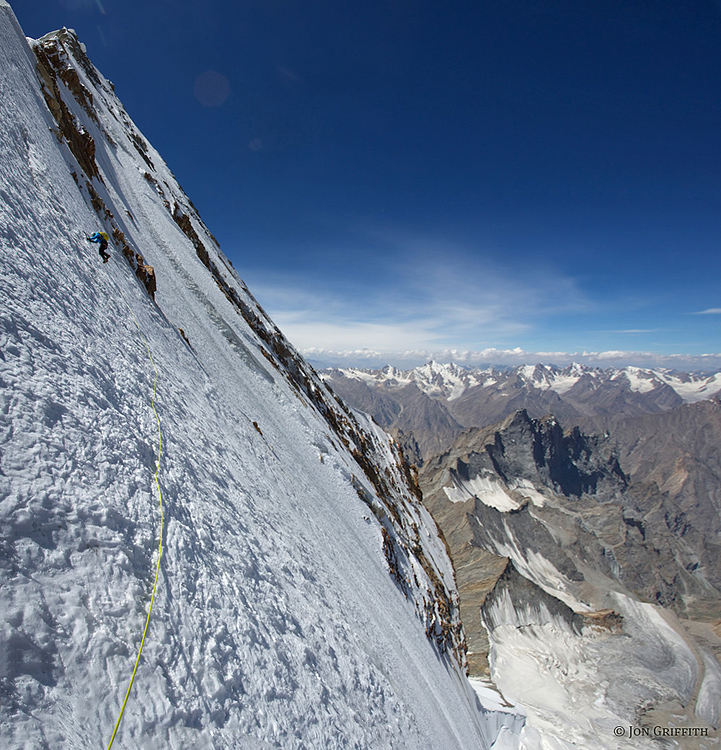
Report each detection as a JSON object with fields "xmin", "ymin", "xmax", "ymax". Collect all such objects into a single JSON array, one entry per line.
[{"xmin": 105, "ymin": 278, "xmax": 164, "ymax": 750}]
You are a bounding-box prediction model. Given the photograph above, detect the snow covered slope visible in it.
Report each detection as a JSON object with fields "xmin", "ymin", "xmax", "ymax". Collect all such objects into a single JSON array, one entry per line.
[{"xmin": 0, "ymin": 5, "xmax": 506, "ymax": 747}]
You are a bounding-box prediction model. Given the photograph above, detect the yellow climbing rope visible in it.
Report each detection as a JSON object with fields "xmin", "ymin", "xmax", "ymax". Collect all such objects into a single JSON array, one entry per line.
[{"xmin": 106, "ymin": 304, "xmax": 164, "ymax": 750}]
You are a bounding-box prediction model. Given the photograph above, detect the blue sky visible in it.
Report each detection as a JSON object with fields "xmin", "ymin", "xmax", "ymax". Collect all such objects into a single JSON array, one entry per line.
[{"xmin": 12, "ymin": 0, "xmax": 721, "ymax": 369}]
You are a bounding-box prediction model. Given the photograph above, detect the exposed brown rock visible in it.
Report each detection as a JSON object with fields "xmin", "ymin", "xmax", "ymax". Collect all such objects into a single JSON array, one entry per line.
[
  {"xmin": 134, "ymin": 259, "xmax": 156, "ymax": 300},
  {"xmin": 86, "ymin": 181, "xmax": 112, "ymax": 221},
  {"xmin": 419, "ymin": 471, "xmax": 508, "ymax": 677},
  {"xmin": 173, "ymin": 203, "xmax": 210, "ymax": 267},
  {"xmin": 577, "ymin": 608, "xmax": 624, "ymax": 634},
  {"xmin": 33, "ymin": 41, "xmax": 100, "ymax": 180}
]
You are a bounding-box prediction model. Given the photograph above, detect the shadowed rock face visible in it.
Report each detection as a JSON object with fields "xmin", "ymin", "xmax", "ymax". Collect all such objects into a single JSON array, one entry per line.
[
  {"xmin": 467, "ymin": 410, "xmax": 628, "ymax": 499},
  {"xmin": 577, "ymin": 398, "xmax": 721, "ymax": 602}
]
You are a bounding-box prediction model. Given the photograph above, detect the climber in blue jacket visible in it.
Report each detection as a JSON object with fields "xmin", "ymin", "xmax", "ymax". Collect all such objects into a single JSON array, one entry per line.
[{"xmin": 87, "ymin": 231, "xmax": 110, "ymax": 262}]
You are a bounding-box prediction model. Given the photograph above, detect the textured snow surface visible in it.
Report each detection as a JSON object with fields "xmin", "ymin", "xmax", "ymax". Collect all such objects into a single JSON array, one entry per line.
[
  {"xmin": 484, "ymin": 589, "xmax": 703, "ymax": 750},
  {"xmin": 0, "ymin": 7, "xmax": 504, "ymax": 748}
]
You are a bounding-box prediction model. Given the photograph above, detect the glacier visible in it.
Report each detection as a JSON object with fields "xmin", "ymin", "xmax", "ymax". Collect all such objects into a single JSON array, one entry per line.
[{"xmin": 0, "ymin": 3, "xmax": 515, "ymax": 747}]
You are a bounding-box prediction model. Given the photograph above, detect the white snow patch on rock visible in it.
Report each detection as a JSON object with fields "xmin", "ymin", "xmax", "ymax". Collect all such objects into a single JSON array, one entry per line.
[
  {"xmin": 444, "ymin": 474, "xmax": 522, "ymax": 512},
  {"xmin": 507, "ymin": 478, "xmax": 546, "ymax": 508}
]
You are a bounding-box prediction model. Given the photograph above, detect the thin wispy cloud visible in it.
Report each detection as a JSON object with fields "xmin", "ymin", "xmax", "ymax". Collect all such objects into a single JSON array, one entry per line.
[
  {"xmin": 693, "ymin": 308, "xmax": 721, "ymax": 315},
  {"xmin": 245, "ymin": 241, "xmax": 591, "ymax": 357},
  {"xmin": 243, "ymin": 225, "xmax": 718, "ymax": 371},
  {"xmin": 605, "ymin": 329, "xmax": 660, "ymax": 334}
]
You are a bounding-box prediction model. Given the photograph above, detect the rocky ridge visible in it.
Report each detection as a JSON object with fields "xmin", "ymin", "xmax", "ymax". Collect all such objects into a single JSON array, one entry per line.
[{"xmin": 22, "ymin": 22, "xmax": 468, "ymax": 665}]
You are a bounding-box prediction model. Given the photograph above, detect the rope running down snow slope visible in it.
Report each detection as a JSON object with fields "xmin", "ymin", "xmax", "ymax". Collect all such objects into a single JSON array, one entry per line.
[{"xmin": 105, "ymin": 277, "xmax": 164, "ymax": 750}]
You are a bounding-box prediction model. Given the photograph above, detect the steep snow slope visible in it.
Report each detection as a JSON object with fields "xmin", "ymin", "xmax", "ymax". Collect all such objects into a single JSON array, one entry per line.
[{"xmin": 0, "ymin": 5, "xmax": 504, "ymax": 747}]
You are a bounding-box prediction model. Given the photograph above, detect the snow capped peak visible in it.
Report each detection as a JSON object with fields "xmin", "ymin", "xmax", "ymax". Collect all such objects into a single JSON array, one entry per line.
[
  {"xmin": 516, "ymin": 363, "xmax": 568, "ymax": 391},
  {"xmin": 610, "ymin": 366, "xmax": 659, "ymax": 393},
  {"xmin": 411, "ymin": 361, "xmax": 476, "ymax": 399},
  {"xmin": 519, "ymin": 363, "xmax": 544, "ymax": 381},
  {"xmin": 606, "ymin": 365, "xmax": 721, "ymax": 398},
  {"xmin": 665, "ymin": 371, "xmax": 721, "ymax": 401},
  {"xmin": 328, "ymin": 361, "xmax": 488, "ymax": 400},
  {"xmin": 326, "ymin": 361, "xmax": 721, "ymax": 404}
]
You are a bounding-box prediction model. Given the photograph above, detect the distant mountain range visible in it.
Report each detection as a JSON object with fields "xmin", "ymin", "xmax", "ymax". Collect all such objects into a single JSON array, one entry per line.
[{"xmin": 321, "ymin": 362, "xmax": 721, "ymax": 463}]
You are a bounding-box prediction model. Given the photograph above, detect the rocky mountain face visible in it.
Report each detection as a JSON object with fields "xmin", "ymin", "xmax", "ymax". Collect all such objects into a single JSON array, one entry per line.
[
  {"xmin": 322, "ymin": 362, "xmax": 721, "ymax": 464},
  {"xmin": 579, "ymin": 398, "xmax": 721, "ymax": 618},
  {"xmin": 419, "ymin": 407, "xmax": 721, "ymax": 748}
]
